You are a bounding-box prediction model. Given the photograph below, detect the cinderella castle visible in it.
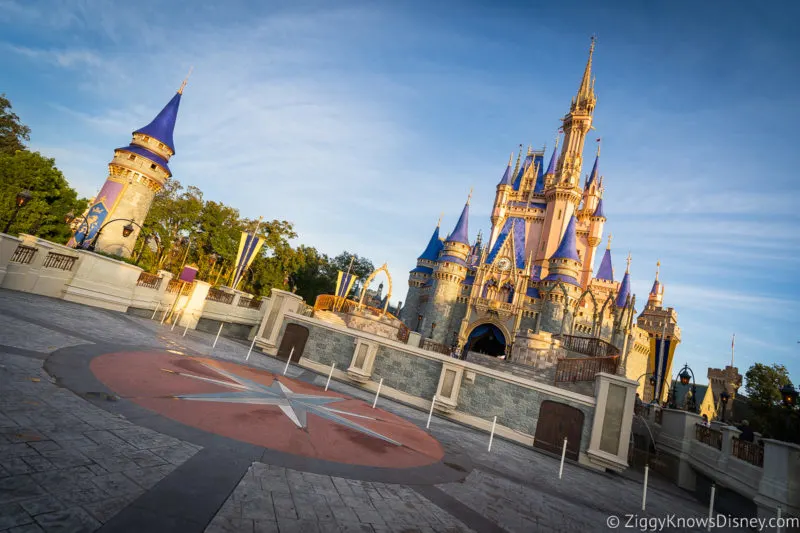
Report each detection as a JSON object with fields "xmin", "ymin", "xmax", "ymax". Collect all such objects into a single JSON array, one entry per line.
[{"xmin": 400, "ymin": 39, "xmax": 680, "ymax": 401}]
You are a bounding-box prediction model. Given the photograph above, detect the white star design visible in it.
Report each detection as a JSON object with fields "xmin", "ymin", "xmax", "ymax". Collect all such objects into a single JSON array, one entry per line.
[{"xmin": 162, "ymin": 362, "xmax": 401, "ymax": 446}]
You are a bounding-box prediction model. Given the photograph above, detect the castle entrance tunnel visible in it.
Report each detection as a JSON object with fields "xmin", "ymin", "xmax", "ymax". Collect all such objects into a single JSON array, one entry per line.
[{"xmin": 465, "ymin": 323, "xmax": 506, "ymax": 357}]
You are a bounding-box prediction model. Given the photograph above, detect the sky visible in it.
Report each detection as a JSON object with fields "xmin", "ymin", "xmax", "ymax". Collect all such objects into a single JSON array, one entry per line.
[{"xmin": 1, "ymin": 0, "xmax": 799, "ymax": 385}]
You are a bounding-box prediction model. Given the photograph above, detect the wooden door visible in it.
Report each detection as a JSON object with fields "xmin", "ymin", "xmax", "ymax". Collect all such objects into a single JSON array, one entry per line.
[
  {"xmin": 277, "ymin": 324, "xmax": 308, "ymax": 362},
  {"xmin": 534, "ymin": 400, "xmax": 584, "ymax": 461}
]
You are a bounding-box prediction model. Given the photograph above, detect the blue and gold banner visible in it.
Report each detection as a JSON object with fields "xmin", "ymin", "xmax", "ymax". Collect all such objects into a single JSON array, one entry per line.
[
  {"xmin": 231, "ymin": 231, "xmax": 264, "ymax": 290},
  {"xmin": 335, "ymin": 271, "xmax": 356, "ymax": 299},
  {"xmin": 650, "ymin": 336, "xmax": 677, "ymax": 402}
]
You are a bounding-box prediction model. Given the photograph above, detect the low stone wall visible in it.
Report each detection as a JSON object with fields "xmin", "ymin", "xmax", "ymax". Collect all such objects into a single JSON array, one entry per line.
[
  {"xmin": 273, "ymin": 313, "xmax": 605, "ymax": 463},
  {"xmin": 195, "ymin": 317, "xmax": 254, "ymax": 340}
]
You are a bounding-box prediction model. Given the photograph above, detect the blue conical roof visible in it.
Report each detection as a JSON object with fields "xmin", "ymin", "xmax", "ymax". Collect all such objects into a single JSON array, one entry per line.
[
  {"xmin": 616, "ymin": 271, "xmax": 631, "ymax": 307},
  {"xmin": 134, "ymin": 92, "xmax": 182, "ymax": 153},
  {"xmin": 593, "ymin": 198, "xmax": 605, "ymax": 218},
  {"xmin": 499, "ymin": 154, "xmax": 513, "ymax": 186},
  {"xmin": 586, "ymin": 154, "xmax": 599, "ymax": 187},
  {"xmin": 596, "ymin": 248, "xmax": 613, "ymax": 281},
  {"xmin": 551, "ymin": 216, "xmax": 580, "ymax": 261},
  {"xmin": 418, "ymin": 225, "xmax": 443, "ymax": 261},
  {"xmin": 448, "ymin": 201, "xmax": 470, "ymax": 245},
  {"xmin": 545, "ymin": 146, "xmax": 558, "ymax": 175}
]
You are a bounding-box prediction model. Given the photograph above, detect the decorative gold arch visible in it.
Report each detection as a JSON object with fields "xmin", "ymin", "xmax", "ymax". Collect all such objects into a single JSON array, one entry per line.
[{"xmin": 358, "ymin": 262, "xmax": 393, "ymax": 314}]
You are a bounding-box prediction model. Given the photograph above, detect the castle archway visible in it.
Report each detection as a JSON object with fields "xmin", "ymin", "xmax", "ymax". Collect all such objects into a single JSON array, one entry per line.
[{"xmin": 465, "ymin": 323, "xmax": 507, "ymax": 357}]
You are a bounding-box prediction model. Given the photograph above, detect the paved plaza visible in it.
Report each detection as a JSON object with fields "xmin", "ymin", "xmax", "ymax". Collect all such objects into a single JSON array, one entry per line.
[{"xmin": 0, "ymin": 289, "xmax": 750, "ymax": 532}]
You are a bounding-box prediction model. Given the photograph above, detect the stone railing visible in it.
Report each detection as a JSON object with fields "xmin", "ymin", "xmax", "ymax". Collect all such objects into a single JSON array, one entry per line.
[
  {"xmin": 10, "ymin": 244, "xmax": 37, "ymax": 265},
  {"xmin": 42, "ymin": 252, "xmax": 78, "ymax": 271},
  {"xmin": 237, "ymin": 296, "xmax": 263, "ymax": 310},
  {"xmin": 136, "ymin": 272, "xmax": 162, "ymax": 290},
  {"xmin": 554, "ymin": 355, "xmax": 618, "ymax": 383},
  {"xmin": 206, "ymin": 287, "xmax": 235, "ymax": 304},
  {"xmin": 166, "ymin": 279, "xmax": 182, "ymax": 294},
  {"xmin": 695, "ymin": 423, "xmax": 722, "ymax": 450},
  {"xmin": 732, "ymin": 437, "xmax": 764, "ymax": 467},
  {"xmin": 472, "ymin": 296, "xmax": 514, "ymax": 313},
  {"xmin": 554, "ymin": 334, "xmax": 620, "ymax": 358},
  {"xmin": 421, "ymin": 338, "xmax": 451, "ymax": 355}
]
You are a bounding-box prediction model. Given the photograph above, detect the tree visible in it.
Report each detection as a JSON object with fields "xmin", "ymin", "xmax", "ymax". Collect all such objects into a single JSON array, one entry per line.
[
  {"xmin": 141, "ymin": 180, "xmax": 204, "ymax": 270},
  {"xmin": 0, "ymin": 94, "xmax": 30, "ymax": 155},
  {"xmin": 745, "ymin": 363, "xmax": 791, "ymax": 408},
  {"xmin": 330, "ymin": 251, "xmax": 375, "ymax": 281},
  {"xmin": 0, "ymin": 150, "xmax": 86, "ymax": 242}
]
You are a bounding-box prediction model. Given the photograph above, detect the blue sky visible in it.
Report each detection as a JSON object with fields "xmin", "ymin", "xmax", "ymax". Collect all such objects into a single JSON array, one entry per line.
[{"xmin": 2, "ymin": 0, "xmax": 799, "ymax": 384}]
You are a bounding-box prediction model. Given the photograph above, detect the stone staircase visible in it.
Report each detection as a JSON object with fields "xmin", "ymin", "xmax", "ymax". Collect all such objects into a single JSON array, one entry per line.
[{"xmin": 464, "ymin": 352, "xmax": 551, "ymax": 383}]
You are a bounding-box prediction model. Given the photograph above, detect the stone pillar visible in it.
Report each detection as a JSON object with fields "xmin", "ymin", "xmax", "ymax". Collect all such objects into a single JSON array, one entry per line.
[
  {"xmin": 407, "ymin": 331, "xmax": 422, "ymax": 348},
  {"xmin": 755, "ymin": 439, "xmax": 800, "ymax": 519},
  {"xmin": 254, "ymin": 289, "xmax": 305, "ymax": 354},
  {"xmin": 176, "ymin": 280, "xmax": 211, "ymax": 329},
  {"xmin": 586, "ymin": 372, "xmax": 638, "ymax": 472},
  {"xmin": 155, "ymin": 270, "xmax": 174, "ymax": 307},
  {"xmin": 0, "ymin": 233, "xmax": 22, "ymax": 286}
]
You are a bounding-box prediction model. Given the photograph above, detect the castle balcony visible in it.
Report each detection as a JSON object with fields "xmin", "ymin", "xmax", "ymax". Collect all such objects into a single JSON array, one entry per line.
[
  {"xmin": 554, "ymin": 355, "xmax": 619, "ymax": 383},
  {"xmin": 553, "ymin": 334, "xmax": 620, "ymax": 358}
]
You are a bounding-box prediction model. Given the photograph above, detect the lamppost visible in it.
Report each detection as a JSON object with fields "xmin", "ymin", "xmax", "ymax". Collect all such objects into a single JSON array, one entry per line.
[
  {"xmin": 719, "ymin": 390, "xmax": 730, "ymax": 423},
  {"xmin": 781, "ymin": 383, "xmax": 798, "ymax": 408},
  {"xmin": 87, "ymin": 218, "xmax": 143, "ymax": 254},
  {"xmin": 65, "ymin": 211, "xmax": 93, "ymax": 248},
  {"xmin": 3, "ymin": 189, "xmax": 33, "ymax": 234},
  {"xmin": 677, "ymin": 364, "xmax": 697, "ymax": 413}
]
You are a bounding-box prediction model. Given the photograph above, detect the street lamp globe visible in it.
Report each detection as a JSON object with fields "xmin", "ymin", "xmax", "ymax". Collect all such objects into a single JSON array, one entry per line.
[
  {"xmin": 648, "ymin": 375, "xmax": 656, "ymax": 387},
  {"xmin": 16, "ymin": 189, "xmax": 33, "ymax": 208},
  {"xmin": 780, "ymin": 383, "xmax": 797, "ymax": 408},
  {"xmin": 679, "ymin": 368, "xmax": 691, "ymax": 386},
  {"xmin": 122, "ymin": 223, "xmax": 135, "ymax": 238},
  {"xmin": 64, "ymin": 211, "xmax": 76, "ymax": 224}
]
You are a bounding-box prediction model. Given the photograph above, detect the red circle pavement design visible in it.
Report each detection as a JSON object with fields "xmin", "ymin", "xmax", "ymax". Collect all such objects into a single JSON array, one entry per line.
[{"xmin": 90, "ymin": 351, "xmax": 444, "ymax": 469}]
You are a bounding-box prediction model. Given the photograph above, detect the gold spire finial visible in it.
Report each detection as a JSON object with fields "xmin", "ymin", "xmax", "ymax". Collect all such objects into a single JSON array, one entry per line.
[
  {"xmin": 527, "ymin": 144, "xmax": 533, "ymax": 156},
  {"xmin": 178, "ymin": 66, "xmax": 194, "ymax": 94},
  {"xmin": 626, "ymin": 252, "xmax": 632, "ymax": 273},
  {"xmin": 467, "ymin": 187, "xmax": 473, "ymax": 205},
  {"xmin": 437, "ymin": 212, "xmax": 443, "ymax": 227},
  {"xmin": 576, "ymin": 36, "xmax": 596, "ymax": 103},
  {"xmin": 508, "ymin": 152, "xmax": 514, "ymax": 165},
  {"xmin": 606, "ymin": 233, "xmax": 612, "ymax": 250},
  {"xmin": 596, "ymin": 137, "xmax": 602, "ymax": 157},
  {"xmin": 655, "ymin": 260, "xmax": 661, "ymax": 281}
]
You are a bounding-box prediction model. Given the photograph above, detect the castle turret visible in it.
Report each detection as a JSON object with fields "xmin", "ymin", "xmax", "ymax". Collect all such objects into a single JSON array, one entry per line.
[
  {"xmin": 648, "ymin": 260, "xmax": 664, "ymax": 308},
  {"xmin": 595, "ymin": 234, "xmax": 614, "ymax": 282},
  {"xmin": 401, "ymin": 218, "xmax": 444, "ymax": 328},
  {"xmin": 615, "ymin": 253, "xmax": 632, "ymax": 308},
  {"xmin": 544, "ymin": 215, "xmax": 582, "ymax": 285},
  {"xmin": 535, "ymin": 39, "xmax": 596, "ymax": 278},
  {"xmin": 490, "ymin": 150, "xmax": 517, "ymax": 247},
  {"xmin": 72, "ymin": 79, "xmax": 186, "ymax": 257},
  {"xmin": 429, "ymin": 193, "xmax": 471, "ymax": 344}
]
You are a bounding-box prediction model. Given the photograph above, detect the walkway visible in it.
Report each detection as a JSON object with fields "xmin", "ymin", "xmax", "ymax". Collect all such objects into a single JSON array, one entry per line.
[{"xmin": 0, "ymin": 289, "xmax": 750, "ymax": 532}]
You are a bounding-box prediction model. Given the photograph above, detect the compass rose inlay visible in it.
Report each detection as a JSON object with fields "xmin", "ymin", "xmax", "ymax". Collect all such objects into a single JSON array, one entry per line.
[{"xmin": 165, "ymin": 362, "xmax": 401, "ymax": 445}]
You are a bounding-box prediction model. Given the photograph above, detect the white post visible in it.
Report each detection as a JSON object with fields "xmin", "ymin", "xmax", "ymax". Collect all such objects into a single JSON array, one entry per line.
[
  {"xmin": 426, "ymin": 396, "xmax": 436, "ymax": 429},
  {"xmin": 558, "ymin": 438, "xmax": 568, "ymax": 479},
  {"xmin": 372, "ymin": 378, "xmax": 383, "ymax": 409},
  {"xmin": 777, "ymin": 506, "xmax": 782, "ymax": 533},
  {"xmin": 707, "ymin": 484, "xmax": 716, "ymax": 531},
  {"xmin": 325, "ymin": 362, "xmax": 335, "ymax": 391},
  {"xmin": 212, "ymin": 323, "xmax": 224, "ymax": 349},
  {"xmin": 641, "ymin": 465, "xmax": 649, "ymax": 510},
  {"xmin": 245, "ymin": 336, "xmax": 257, "ymax": 361},
  {"xmin": 182, "ymin": 315, "xmax": 191, "ymax": 337},
  {"xmin": 160, "ymin": 306, "xmax": 169, "ymax": 324},
  {"xmin": 151, "ymin": 302, "xmax": 160, "ymax": 320},
  {"xmin": 488, "ymin": 416, "xmax": 497, "ymax": 452},
  {"xmin": 282, "ymin": 348, "xmax": 294, "ymax": 375},
  {"xmin": 171, "ymin": 310, "xmax": 183, "ymax": 331}
]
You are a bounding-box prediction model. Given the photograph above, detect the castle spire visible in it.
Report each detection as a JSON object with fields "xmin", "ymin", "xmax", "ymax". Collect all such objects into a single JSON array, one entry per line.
[
  {"xmin": 178, "ymin": 66, "xmax": 193, "ymax": 95},
  {"xmin": 133, "ymin": 85, "xmax": 184, "ymax": 153},
  {"xmin": 595, "ymin": 233, "xmax": 614, "ymax": 282},
  {"xmin": 545, "ymin": 131, "xmax": 560, "ymax": 175},
  {"xmin": 550, "ymin": 216, "xmax": 580, "ymax": 262},
  {"xmin": 586, "ymin": 139, "xmax": 600, "ymax": 187},
  {"xmin": 574, "ymin": 35, "xmax": 596, "ymax": 110},
  {"xmin": 511, "ymin": 145, "xmax": 523, "ymax": 179},
  {"xmin": 448, "ymin": 192, "xmax": 471, "ymax": 245},
  {"xmin": 615, "ymin": 252, "xmax": 631, "ymax": 307},
  {"xmin": 498, "ymin": 153, "xmax": 514, "ymax": 186},
  {"xmin": 418, "ymin": 221, "xmax": 443, "ymax": 261}
]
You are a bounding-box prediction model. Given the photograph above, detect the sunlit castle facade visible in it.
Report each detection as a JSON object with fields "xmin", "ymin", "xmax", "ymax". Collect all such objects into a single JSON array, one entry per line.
[
  {"xmin": 400, "ymin": 39, "xmax": 680, "ymax": 397},
  {"xmin": 69, "ymin": 80, "xmax": 186, "ymax": 258}
]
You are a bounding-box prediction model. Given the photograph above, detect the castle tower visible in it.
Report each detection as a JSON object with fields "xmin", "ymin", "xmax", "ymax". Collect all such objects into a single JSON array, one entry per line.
[
  {"xmin": 401, "ymin": 218, "xmax": 443, "ymax": 329},
  {"xmin": 489, "ymin": 151, "xmax": 517, "ymax": 247},
  {"xmin": 535, "ymin": 38, "xmax": 597, "ymax": 278},
  {"xmin": 637, "ymin": 261, "xmax": 682, "ymax": 403},
  {"xmin": 539, "ymin": 215, "xmax": 583, "ymax": 332},
  {"xmin": 429, "ymin": 193, "xmax": 471, "ymax": 344},
  {"xmin": 72, "ymin": 80, "xmax": 186, "ymax": 257}
]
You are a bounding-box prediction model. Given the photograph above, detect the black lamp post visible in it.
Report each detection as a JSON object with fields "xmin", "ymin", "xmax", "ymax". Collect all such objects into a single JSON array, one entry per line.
[
  {"xmin": 677, "ymin": 364, "xmax": 697, "ymax": 413},
  {"xmin": 720, "ymin": 390, "xmax": 730, "ymax": 423},
  {"xmin": 781, "ymin": 383, "xmax": 798, "ymax": 408},
  {"xmin": 87, "ymin": 218, "xmax": 143, "ymax": 253},
  {"xmin": 3, "ymin": 189, "xmax": 33, "ymax": 234}
]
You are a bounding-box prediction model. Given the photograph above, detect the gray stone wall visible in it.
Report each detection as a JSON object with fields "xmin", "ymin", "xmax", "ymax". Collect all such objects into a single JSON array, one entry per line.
[
  {"xmin": 371, "ymin": 346, "xmax": 441, "ymax": 399},
  {"xmin": 400, "ymin": 283, "xmax": 421, "ymax": 326},
  {"xmin": 283, "ymin": 319, "xmax": 354, "ymax": 370},
  {"xmin": 196, "ymin": 318, "xmax": 253, "ymax": 340},
  {"xmin": 429, "ymin": 279, "xmax": 461, "ymax": 344},
  {"xmin": 457, "ymin": 374, "xmax": 594, "ymax": 451}
]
